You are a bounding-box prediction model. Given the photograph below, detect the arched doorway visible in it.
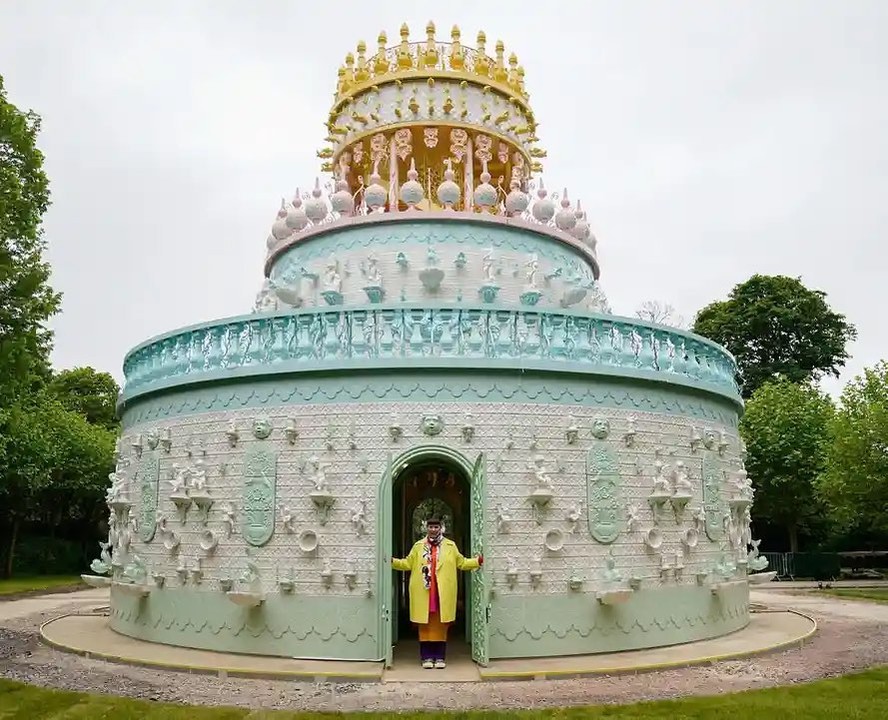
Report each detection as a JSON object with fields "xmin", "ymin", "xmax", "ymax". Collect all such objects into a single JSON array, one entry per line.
[
  {"xmin": 393, "ymin": 460, "xmax": 471, "ymax": 644},
  {"xmin": 376, "ymin": 447, "xmax": 489, "ymax": 668}
]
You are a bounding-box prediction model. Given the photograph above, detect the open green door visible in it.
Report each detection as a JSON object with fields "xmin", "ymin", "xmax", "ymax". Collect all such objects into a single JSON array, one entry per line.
[
  {"xmin": 377, "ymin": 453, "xmax": 393, "ymax": 667},
  {"xmin": 469, "ymin": 452, "xmax": 489, "ymax": 666}
]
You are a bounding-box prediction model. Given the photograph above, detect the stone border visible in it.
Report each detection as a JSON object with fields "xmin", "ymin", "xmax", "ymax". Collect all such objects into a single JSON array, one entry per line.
[
  {"xmin": 479, "ymin": 608, "xmax": 817, "ymax": 681},
  {"xmin": 38, "ymin": 614, "xmax": 383, "ymax": 683},
  {"xmin": 38, "ymin": 609, "xmax": 815, "ymax": 684}
]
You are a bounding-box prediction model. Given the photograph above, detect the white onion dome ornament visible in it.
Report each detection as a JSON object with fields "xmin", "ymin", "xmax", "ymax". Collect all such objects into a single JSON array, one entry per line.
[
  {"xmin": 364, "ymin": 161, "xmax": 387, "ymax": 211},
  {"xmin": 304, "ymin": 178, "xmax": 328, "ymax": 224},
  {"xmin": 570, "ymin": 200, "xmax": 591, "ymax": 242},
  {"xmin": 505, "ymin": 176, "xmax": 530, "ymax": 216},
  {"xmin": 473, "ymin": 159, "xmax": 498, "ymax": 211},
  {"xmin": 330, "ymin": 176, "xmax": 354, "ymax": 216},
  {"xmin": 271, "ymin": 199, "xmax": 292, "ymax": 244},
  {"xmin": 399, "ymin": 158, "xmax": 424, "ymax": 209},
  {"xmin": 285, "ymin": 190, "xmax": 309, "ymax": 232},
  {"xmin": 436, "ymin": 159, "xmax": 461, "ymax": 209},
  {"xmin": 555, "ymin": 188, "xmax": 577, "ymax": 232},
  {"xmin": 531, "ymin": 179, "xmax": 556, "ymax": 223}
]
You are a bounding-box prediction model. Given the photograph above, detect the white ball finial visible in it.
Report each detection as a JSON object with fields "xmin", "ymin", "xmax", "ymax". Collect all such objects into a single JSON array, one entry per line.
[
  {"xmin": 505, "ymin": 174, "xmax": 529, "ymax": 215},
  {"xmin": 285, "ymin": 189, "xmax": 309, "ymax": 231},
  {"xmin": 473, "ymin": 159, "xmax": 497, "ymax": 211},
  {"xmin": 531, "ymin": 178, "xmax": 556, "ymax": 223},
  {"xmin": 364, "ymin": 160, "xmax": 387, "ymax": 211},
  {"xmin": 304, "ymin": 177, "xmax": 329, "ymax": 223},
  {"xmin": 555, "ymin": 188, "xmax": 577, "ymax": 231},
  {"xmin": 436, "ymin": 158, "xmax": 461, "ymax": 209},
  {"xmin": 570, "ymin": 199, "xmax": 590, "ymax": 241},
  {"xmin": 400, "ymin": 157, "xmax": 424, "ymax": 209},
  {"xmin": 330, "ymin": 175, "xmax": 354, "ymax": 216},
  {"xmin": 271, "ymin": 198, "xmax": 292, "ymax": 240}
]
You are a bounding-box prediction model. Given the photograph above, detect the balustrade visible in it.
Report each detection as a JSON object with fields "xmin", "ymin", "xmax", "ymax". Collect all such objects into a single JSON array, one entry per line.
[{"xmin": 121, "ymin": 306, "xmax": 740, "ymax": 402}]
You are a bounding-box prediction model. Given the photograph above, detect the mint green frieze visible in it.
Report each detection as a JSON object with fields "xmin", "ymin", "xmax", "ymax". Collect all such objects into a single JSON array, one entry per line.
[
  {"xmin": 119, "ymin": 305, "xmax": 741, "ymax": 409},
  {"xmin": 268, "ymin": 221, "xmax": 594, "ymax": 287},
  {"xmin": 109, "ymin": 588, "xmax": 380, "ymax": 660},
  {"xmin": 118, "ymin": 370, "xmax": 740, "ymax": 429},
  {"xmin": 489, "ymin": 583, "xmax": 749, "ymax": 659}
]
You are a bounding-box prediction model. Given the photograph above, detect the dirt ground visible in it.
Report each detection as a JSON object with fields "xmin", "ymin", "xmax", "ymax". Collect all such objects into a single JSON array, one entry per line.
[{"xmin": 1, "ymin": 588, "xmax": 886, "ymax": 712}]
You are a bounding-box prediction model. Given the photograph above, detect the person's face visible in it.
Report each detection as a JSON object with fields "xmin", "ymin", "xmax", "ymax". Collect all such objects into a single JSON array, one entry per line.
[{"xmin": 426, "ymin": 522, "xmax": 441, "ymax": 538}]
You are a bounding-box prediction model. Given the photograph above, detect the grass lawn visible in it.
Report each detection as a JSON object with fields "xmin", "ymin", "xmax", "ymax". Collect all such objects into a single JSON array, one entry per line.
[
  {"xmin": 1, "ymin": 667, "xmax": 888, "ymax": 719},
  {"xmin": 817, "ymin": 587, "xmax": 888, "ymax": 605},
  {"xmin": 0, "ymin": 575, "xmax": 85, "ymax": 597}
]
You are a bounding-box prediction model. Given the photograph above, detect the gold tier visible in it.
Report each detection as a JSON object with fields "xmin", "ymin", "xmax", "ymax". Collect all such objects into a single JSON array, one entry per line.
[
  {"xmin": 332, "ymin": 22, "xmax": 530, "ymax": 114},
  {"xmin": 327, "ymin": 124, "xmax": 532, "ymax": 213}
]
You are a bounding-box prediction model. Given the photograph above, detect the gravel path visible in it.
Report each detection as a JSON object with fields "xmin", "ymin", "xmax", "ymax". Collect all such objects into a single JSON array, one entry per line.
[{"xmin": 1, "ymin": 588, "xmax": 886, "ymax": 712}]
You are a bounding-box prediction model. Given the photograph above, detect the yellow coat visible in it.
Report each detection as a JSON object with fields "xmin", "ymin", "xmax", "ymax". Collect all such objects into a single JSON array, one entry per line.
[{"xmin": 392, "ymin": 538, "xmax": 480, "ymax": 624}]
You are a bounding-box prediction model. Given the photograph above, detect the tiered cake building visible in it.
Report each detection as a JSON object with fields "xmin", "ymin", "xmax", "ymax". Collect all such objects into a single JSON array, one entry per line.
[{"xmin": 90, "ymin": 23, "xmax": 765, "ymax": 667}]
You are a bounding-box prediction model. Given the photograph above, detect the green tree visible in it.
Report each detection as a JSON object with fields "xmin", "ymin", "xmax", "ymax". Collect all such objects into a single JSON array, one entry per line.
[
  {"xmin": 818, "ymin": 361, "xmax": 888, "ymax": 545},
  {"xmin": 0, "ymin": 75, "xmax": 61, "ymax": 403},
  {"xmin": 693, "ymin": 275, "xmax": 856, "ymax": 398},
  {"xmin": 0, "ymin": 394, "xmax": 115, "ymax": 577},
  {"xmin": 49, "ymin": 367, "xmax": 120, "ymax": 430},
  {"xmin": 740, "ymin": 379, "xmax": 834, "ymax": 553}
]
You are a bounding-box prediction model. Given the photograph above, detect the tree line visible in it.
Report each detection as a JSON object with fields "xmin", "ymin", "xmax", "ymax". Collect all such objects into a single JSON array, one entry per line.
[
  {"xmin": 643, "ymin": 274, "xmax": 885, "ymax": 554},
  {"xmin": 1, "ymin": 75, "xmax": 118, "ymax": 576}
]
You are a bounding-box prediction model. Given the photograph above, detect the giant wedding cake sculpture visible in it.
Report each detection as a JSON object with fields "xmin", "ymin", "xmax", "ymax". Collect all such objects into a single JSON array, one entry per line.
[{"xmin": 89, "ymin": 22, "xmax": 766, "ymax": 666}]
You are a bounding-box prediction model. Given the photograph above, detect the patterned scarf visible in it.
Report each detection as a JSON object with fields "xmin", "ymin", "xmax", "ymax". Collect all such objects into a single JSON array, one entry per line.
[{"xmin": 420, "ymin": 533, "xmax": 442, "ymax": 590}]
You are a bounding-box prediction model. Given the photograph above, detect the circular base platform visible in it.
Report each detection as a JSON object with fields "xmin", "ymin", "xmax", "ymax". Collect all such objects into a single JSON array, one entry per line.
[{"xmin": 40, "ymin": 609, "xmax": 815, "ymax": 683}]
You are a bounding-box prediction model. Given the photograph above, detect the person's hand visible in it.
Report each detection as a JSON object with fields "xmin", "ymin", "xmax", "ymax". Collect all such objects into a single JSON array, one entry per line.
[{"xmin": 477, "ymin": 554, "xmax": 484, "ymax": 566}]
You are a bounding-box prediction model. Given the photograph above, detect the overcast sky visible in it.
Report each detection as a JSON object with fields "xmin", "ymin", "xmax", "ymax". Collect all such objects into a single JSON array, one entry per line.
[{"xmin": 1, "ymin": 1, "xmax": 885, "ymax": 398}]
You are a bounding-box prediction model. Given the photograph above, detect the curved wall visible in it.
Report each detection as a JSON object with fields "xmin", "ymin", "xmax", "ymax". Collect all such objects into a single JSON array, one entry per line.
[
  {"xmin": 265, "ymin": 217, "xmax": 598, "ymax": 312},
  {"xmin": 109, "ymin": 361, "xmax": 749, "ymax": 660}
]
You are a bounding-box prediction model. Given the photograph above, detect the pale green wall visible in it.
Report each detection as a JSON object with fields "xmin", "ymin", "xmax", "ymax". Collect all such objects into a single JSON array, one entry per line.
[
  {"xmin": 110, "ymin": 588, "xmax": 380, "ymax": 661},
  {"xmin": 490, "ymin": 583, "xmax": 749, "ymax": 658}
]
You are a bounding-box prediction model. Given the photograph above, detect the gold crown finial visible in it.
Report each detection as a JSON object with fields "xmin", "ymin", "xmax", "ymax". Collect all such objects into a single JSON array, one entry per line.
[
  {"xmin": 475, "ymin": 31, "xmax": 490, "ymax": 77},
  {"xmin": 422, "ymin": 20, "xmax": 439, "ymax": 68},
  {"xmin": 375, "ymin": 31, "xmax": 389, "ymax": 74},
  {"xmin": 449, "ymin": 24, "xmax": 464, "ymax": 70},
  {"xmin": 508, "ymin": 52, "xmax": 519, "ymax": 88},
  {"xmin": 355, "ymin": 41, "xmax": 369, "ymax": 83},
  {"xmin": 494, "ymin": 40, "xmax": 508, "ymax": 83},
  {"xmin": 343, "ymin": 52, "xmax": 355, "ymax": 86},
  {"xmin": 397, "ymin": 22, "xmax": 413, "ymax": 69}
]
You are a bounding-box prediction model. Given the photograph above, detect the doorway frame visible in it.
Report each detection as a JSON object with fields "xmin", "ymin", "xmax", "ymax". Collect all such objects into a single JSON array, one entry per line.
[{"xmin": 376, "ymin": 445, "xmax": 484, "ymax": 667}]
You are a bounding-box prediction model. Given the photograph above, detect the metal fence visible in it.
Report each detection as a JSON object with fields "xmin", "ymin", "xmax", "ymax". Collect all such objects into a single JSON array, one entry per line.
[{"xmin": 762, "ymin": 552, "xmax": 847, "ymax": 581}]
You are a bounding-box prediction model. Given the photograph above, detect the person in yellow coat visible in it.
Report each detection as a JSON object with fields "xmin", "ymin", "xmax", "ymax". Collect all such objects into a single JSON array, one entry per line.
[{"xmin": 392, "ymin": 515, "xmax": 483, "ymax": 669}]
